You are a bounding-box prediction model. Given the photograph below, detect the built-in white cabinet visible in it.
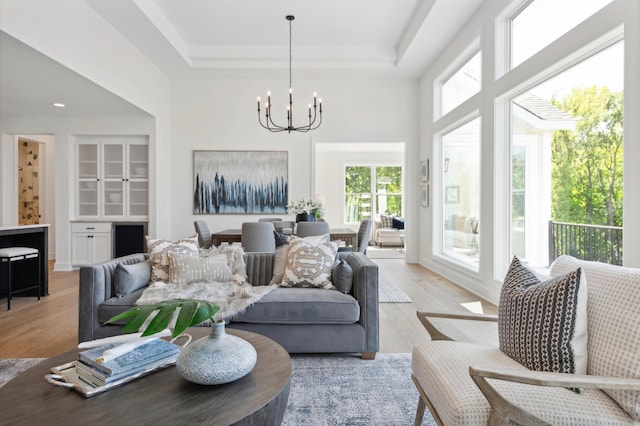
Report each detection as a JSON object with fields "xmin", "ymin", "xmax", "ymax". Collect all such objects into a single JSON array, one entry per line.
[
  {"xmin": 76, "ymin": 136, "xmax": 149, "ymax": 220},
  {"xmin": 70, "ymin": 222, "xmax": 112, "ymax": 266}
]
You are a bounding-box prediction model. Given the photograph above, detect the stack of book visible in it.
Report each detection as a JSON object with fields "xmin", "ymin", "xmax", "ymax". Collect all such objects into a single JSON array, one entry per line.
[{"xmin": 76, "ymin": 339, "xmax": 180, "ymax": 387}]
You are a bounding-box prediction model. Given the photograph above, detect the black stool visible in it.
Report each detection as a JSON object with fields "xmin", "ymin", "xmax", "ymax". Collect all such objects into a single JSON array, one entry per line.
[{"xmin": 0, "ymin": 247, "xmax": 41, "ymax": 310}]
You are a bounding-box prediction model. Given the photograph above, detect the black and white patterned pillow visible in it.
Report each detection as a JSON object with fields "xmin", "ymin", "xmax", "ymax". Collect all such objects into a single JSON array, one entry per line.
[
  {"xmin": 380, "ymin": 214, "xmax": 394, "ymax": 228},
  {"xmin": 499, "ymin": 257, "xmax": 588, "ymax": 378}
]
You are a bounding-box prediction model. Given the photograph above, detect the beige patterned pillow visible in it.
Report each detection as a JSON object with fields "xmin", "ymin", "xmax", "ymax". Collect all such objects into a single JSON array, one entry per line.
[
  {"xmin": 168, "ymin": 252, "xmax": 233, "ymax": 284},
  {"xmin": 281, "ymin": 236, "xmax": 338, "ymax": 289},
  {"xmin": 146, "ymin": 235, "xmax": 199, "ymax": 282}
]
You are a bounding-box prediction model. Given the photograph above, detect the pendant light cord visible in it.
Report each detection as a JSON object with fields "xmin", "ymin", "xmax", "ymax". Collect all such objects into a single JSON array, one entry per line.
[{"xmin": 289, "ymin": 17, "xmax": 292, "ymax": 90}]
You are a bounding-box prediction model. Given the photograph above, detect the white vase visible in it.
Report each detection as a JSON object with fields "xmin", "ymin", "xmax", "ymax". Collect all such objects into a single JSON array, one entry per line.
[{"xmin": 175, "ymin": 321, "xmax": 257, "ymax": 385}]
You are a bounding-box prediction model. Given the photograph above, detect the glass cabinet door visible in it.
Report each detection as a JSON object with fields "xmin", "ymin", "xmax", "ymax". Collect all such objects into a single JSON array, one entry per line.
[
  {"xmin": 102, "ymin": 143, "xmax": 124, "ymax": 179},
  {"xmin": 78, "ymin": 144, "xmax": 99, "ymax": 216},
  {"xmin": 129, "ymin": 144, "xmax": 148, "ymax": 179},
  {"xmin": 128, "ymin": 181, "xmax": 148, "ymax": 216},
  {"xmin": 104, "ymin": 180, "xmax": 124, "ymax": 216}
]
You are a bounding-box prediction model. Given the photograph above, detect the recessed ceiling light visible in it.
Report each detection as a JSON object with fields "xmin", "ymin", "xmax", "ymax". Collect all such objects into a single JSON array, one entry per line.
[{"xmin": 52, "ymin": 102, "xmax": 66, "ymax": 108}]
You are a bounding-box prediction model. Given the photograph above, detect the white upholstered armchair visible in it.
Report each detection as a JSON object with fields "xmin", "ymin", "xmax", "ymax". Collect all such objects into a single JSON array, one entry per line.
[{"xmin": 412, "ymin": 255, "xmax": 640, "ymax": 425}]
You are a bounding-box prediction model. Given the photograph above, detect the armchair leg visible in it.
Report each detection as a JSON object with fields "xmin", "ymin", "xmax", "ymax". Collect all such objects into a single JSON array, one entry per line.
[
  {"xmin": 414, "ymin": 396, "xmax": 426, "ymax": 426},
  {"xmin": 361, "ymin": 352, "xmax": 376, "ymax": 360}
]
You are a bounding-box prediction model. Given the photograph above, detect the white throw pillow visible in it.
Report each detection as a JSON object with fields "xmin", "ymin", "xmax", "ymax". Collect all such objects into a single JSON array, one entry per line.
[{"xmin": 168, "ymin": 252, "xmax": 233, "ymax": 284}]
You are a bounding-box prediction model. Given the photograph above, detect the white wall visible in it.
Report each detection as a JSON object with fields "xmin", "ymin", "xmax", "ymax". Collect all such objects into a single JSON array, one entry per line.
[{"xmin": 170, "ymin": 78, "xmax": 419, "ymax": 260}]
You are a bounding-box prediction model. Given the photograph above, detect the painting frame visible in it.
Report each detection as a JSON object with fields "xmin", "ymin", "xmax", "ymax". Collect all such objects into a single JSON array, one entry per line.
[
  {"xmin": 193, "ymin": 150, "xmax": 288, "ymax": 214},
  {"xmin": 445, "ymin": 185, "xmax": 459, "ymax": 204},
  {"xmin": 420, "ymin": 159, "xmax": 429, "ymax": 182},
  {"xmin": 420, "ymin": 183, "xmax": 429, "ymax": 207}
]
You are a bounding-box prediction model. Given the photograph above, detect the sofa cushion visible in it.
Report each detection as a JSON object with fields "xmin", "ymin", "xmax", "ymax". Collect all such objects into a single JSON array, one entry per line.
[
  {"xmin": 168, "ymin": 252, "xmax": 233, "ymax": 284},
  {"xmin": 412, "ymin": 340, "xmax": 633, "ymax": 426},
  {"xmin": 231, "ymin": 287, "xmax": 359, "ymax": 324},
  {"xmin": 98, "ymin": 288, "xmax": 147, "ymax": 324},
  {"xmin": 113, "ymin": 260, "xmax": 151, "ymax": 297},
  {"xmin": 332, "ymin": 259, "xmax": 353, "ymax": 294},
  {"xmin": 499, "ymin": 257, "xmax": 588, "ymax": 377},
  {"xmin": 281, "ymin": 236, "xmax": 338, "ymax": 289},
  {"xmin": 550, "ymin": 255, "xmax": 640, "ymax": 420},
  {"xmin": 146, "ymin": 235, "xmax": 199, "ymax": 282}
]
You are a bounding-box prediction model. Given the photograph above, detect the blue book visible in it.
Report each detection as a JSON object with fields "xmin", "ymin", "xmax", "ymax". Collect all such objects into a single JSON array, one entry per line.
[
  {"xmin": 76, "ymin": 351, "xmax": 179, "ymax": 385},
  {"xmin": 78, "ymin": 339, "xmax": 180, "ymax": 376}
]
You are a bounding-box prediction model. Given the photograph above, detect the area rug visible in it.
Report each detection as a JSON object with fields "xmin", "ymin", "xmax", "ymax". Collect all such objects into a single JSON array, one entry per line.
[
  {"xmin": 379, "ymin": 278, "xmax": 412, "ymax": 303},
  {"xmin": 2, "ymin": 354, "xmax": 435, "ymax": 425},
  {"xmin": 0, "ymin": 358, "xmax": 44, "ymax": 388}
]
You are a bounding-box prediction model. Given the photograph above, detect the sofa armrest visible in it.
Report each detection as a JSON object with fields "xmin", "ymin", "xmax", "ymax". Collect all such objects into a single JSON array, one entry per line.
[
  {"xmin": 469, "ymin": 366, "xmax": 640, "ymax": 425},
  {"xmin": 78, "ymin": 253, "xmax": 148, "ymax": 343},
  {"xmin": 416, "ymin": 311, "xmax": 498, "ymax": 341},
  {"xmin": 346, "ymin": 253, "xmax": 379, "ymax": 353}
]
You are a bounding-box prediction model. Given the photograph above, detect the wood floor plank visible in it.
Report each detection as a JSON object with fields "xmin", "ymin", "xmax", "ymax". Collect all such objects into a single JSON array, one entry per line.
[{"xmin": 0, "ymin": 258, "xmax": 498, "ymax": 357}]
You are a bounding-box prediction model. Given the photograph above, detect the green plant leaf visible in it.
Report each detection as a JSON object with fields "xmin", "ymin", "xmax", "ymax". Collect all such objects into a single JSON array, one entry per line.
[
  {"xmin": 106, "ymin": 299, "xmax": 220, "ymax": 337},
  {"xmin": 174, "ymin": 301, "xmax": 198, "ymax": 337},
  {"xmin": 105, "ymin": 308, "xmax": 139, "ymax": 324},
  {"xmin": 191, "ymin": 302, "xmax": 219, "ymax": 327},
  {"xmin": 120, "ymin": 305, "xmax": 157, "ymax": 334},
  {"xmin": 143, "ymin": 303, "xmax": 178, "ymax": 337}
]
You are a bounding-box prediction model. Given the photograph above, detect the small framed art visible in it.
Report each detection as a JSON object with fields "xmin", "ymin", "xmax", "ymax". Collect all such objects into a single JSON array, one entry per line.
[
  {"xmin": 420, "ymin": 184, "xmax": 429, "ymax": 207},
  {"xmin": 420, "ymin": 159, "xmax": 429, "ymax": 182}
]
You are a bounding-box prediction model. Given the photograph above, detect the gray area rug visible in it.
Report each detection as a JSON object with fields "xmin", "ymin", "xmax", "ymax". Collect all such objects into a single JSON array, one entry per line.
[
  {"xmin": 2, "ymin": 354, "xmax": 435, "ymax": 425},
  {"xmin": 379, "ymin": 278, "xmax": 412, "ymax": 303}
]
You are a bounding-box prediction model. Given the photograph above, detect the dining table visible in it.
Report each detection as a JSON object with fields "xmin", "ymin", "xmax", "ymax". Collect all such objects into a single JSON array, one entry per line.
[{"xmin": 211, "ymin": 227, "xmax": 358, "ymax": 251}]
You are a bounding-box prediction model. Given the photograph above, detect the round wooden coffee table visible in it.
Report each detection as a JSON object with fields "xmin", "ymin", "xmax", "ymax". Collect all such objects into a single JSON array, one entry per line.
[{"xmin": 0, "ymin": 328, "xmax": 291, "ymax": 425}]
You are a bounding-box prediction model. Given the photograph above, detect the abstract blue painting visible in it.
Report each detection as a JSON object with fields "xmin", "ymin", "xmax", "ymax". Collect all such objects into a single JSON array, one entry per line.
[{"xmin": 193, "ymin": 151, "xmax": 288, "ymax": 214}]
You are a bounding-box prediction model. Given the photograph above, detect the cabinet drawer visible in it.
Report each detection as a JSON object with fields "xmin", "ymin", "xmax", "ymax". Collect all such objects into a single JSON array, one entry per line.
[{"xmin": 71, "ymin": 222, "xmax": 112, "ymax": 233}]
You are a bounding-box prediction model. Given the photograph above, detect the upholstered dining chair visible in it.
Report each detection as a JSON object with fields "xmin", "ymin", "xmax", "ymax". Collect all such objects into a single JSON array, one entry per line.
[
  {"xmin": 241, "ymin": 222, "xmax": 276, "ymax": 253},
  {"xmin": 193, "ymin": 220, "xmax": 212, "ymax": 249},
  {"xmin": 295, "ymin": 222, "xmax": 330, "ymax": 238},
  {"xmin": 338, "ymin": 219, "xmax": 372, "ymax": 254},
  {"xmin": 258, "ymin": 218, "xmax": 282, "ymax": 222}
]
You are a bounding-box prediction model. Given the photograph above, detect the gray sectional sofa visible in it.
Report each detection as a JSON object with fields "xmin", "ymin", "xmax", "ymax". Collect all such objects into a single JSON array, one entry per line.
[{"xmin": 78, "ymin": 252, "xmax": 380, "ymax": 359}]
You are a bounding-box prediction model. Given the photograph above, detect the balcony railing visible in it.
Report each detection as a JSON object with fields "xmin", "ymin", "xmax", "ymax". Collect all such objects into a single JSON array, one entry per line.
[{"xmin": 549, "ymin": 221, "xmax": 623, "ymax": 266}]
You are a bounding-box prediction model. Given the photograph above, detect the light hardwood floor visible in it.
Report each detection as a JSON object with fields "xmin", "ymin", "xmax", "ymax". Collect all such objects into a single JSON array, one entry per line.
[{"xmin": 0, "ymin": 258, "xmax": 498, "ymax": 358}]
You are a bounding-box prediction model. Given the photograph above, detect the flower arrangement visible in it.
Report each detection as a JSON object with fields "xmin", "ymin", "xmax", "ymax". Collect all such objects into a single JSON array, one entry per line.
[{"xmin": 287, "ymin": 197, "xmax": 323, "ymax": 218}]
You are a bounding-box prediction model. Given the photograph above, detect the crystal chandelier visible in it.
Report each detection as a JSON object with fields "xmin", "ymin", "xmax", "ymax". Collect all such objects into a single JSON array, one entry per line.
[{"xmin": 257, "ymin": 15, "xmax": 322, "ymax": 133}]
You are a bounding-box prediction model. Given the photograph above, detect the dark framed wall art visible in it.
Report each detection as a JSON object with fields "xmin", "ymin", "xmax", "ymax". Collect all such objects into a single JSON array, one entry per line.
[{"xmin": 193, "ymin": 150, "xmax": 288, "ymax": 214}]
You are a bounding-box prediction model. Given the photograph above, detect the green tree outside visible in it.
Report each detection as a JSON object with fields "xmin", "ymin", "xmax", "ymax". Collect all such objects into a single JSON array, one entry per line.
[{"xmin": 551, "ymin": 86, "xmax": 623, "ymax": 227}]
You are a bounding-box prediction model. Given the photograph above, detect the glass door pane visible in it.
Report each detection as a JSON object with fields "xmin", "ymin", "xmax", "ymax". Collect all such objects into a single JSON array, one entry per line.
[
  {"xmin": 78, "ymin": 144, "xmax": 98, "ymax": 179},
  {"xmin": 104, "ymin": 180, "xmax": 124, "ymax": 216},
  {"xmin": 129, "ymin": 144, "xmax": 148, "ymax": 179},
  {"xmin": 103, "ymin": 143, "xmax": 124, "ymax": 179},
  {"xmin": 128, "ymin": 181, "xmax": 148, "ymax": 216},
  {"xmin": 78, "ymin": 180, "xmax": 98, "ymax": 216}
]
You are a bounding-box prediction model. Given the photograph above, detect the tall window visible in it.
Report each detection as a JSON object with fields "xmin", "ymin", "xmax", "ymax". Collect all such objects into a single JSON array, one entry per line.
[
  {"xmin": 344, "ymin": 165, "xmax": 402, "ymax": 223},
  {"xmin": 441, "ymin": 51, "xmax": 481, "ymax": 116},
  {"xmin": 442, "ymin": 118, "xmax": 481, "ymax": 268},
  {"xmin": 511, "ymin": 0, "xmax": 613, "ymax": 68},
  {"xmin": 510, "ymin": 42, "xmax": 623, "ymax": 266}
]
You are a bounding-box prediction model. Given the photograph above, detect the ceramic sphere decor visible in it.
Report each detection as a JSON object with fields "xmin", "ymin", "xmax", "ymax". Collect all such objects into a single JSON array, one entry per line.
[{"xmin": 176, "ymin": 321, "xmax": 257, "ymax": 385}]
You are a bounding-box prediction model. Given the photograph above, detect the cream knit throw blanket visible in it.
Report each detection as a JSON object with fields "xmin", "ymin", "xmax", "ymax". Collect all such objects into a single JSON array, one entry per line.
[{"xmin": 135, "ymin": 280, "xmax": 278, "ymax": 321}]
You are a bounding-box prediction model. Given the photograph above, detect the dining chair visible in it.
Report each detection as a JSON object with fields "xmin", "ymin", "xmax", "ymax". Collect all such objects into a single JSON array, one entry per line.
[
  {"xmin": 241, "ymin": 222, "xmax": 276, "ymax": 253},
  {"xmin": 193, "ymin": 220, "xmax": 213, "ymax": 249},
  {"xmin": 295, "ymin": 222, "xmax": 330, "ymax": 238},
  {"xmin": 338, "ymin": 219, "xmax": 371, "ymax": 254}
]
